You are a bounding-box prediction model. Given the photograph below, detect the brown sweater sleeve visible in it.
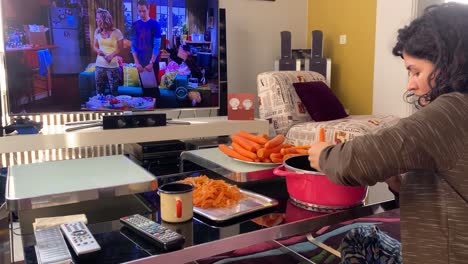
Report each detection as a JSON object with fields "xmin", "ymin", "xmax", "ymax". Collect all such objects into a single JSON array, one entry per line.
[{"xmin": 319, "ymin": 93, "xmax": 468, "ymax": 186}]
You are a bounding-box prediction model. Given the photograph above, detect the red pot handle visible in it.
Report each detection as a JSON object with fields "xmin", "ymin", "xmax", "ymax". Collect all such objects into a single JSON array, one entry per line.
[
  {"xmin": 176, "ymin": 199, "xmax": 182, "ymax": 218},
  {"xmin": 273, "ymin": 165, "xmax": 302, "ymax": 178}
]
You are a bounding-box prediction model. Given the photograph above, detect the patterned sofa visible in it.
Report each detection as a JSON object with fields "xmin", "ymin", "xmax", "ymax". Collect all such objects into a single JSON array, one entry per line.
[{"xmin": 257, "ymin": 71, "xmax": 400, "ymax": 145}]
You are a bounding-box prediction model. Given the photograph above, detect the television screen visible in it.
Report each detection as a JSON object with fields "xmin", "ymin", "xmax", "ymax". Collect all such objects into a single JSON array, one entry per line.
[{"xmin": 2, "ymin": 0, "xmax": 219, "ymax": 115}]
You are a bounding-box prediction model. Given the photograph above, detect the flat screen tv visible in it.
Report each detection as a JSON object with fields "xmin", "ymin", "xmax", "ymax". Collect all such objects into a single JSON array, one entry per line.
[{"xmin": 1, "ymin": 0, "xmax": 219, "ymax": 115}]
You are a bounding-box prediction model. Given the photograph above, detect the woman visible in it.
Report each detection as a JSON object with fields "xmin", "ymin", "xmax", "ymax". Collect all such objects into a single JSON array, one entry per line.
[
  {"xmin": 167, "ymin": 44, "xmax": 204, "ymax": 81},
  {"xmin": 308, "ymin": 3, "xmax": 468, "ymax": 264},
  {"xmin": 94, "ymin": 8, "xmax": 123, "ymax": 96}
]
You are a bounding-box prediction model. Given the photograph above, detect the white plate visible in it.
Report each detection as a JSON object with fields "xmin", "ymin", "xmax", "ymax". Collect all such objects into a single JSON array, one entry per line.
[
  {"xmin": 116, "ymin": 95, "xmax": 132, "ymax": 100},
  {"xmin": 232, "ymin": 158, "xmax": 281, "ymax": 166}
]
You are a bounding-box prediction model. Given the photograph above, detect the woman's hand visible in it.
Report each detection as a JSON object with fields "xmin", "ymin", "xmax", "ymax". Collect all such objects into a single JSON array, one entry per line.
[
  {"xmin": 385, "ymin": 175, "xmax": 402, "ymax": 193},
  {"xmin": 308, "ymin": 141, "xmax": 334, "ymax": 171},
  {"xmin": 104, "ymin": 53, "xmax": 114, "ymax": 63},
  {"xmin": 135, "ymin": 63, "xmax": 144, "ymax": 73},
  {"xmin": 188, "ymin": 91, "xmax": 202, "ymax": 106},
  {"xmin": 144, "ymin": 63, "xmax": 153, "ymax": 72}
]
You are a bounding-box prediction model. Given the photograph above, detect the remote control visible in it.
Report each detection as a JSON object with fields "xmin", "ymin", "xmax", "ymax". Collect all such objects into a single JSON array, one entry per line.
[
  {"xmin": 65, "ymin": 120, "xmax": 101, "ymax": 126},
  {"xmin": 34, "ymin": 225, "xmax": 72, "ymax": 264},
  {"xmin": 60, "ymin": 221, "xmax": 101, "ymax": 255},
  {"xmin": 120, "ymin": 214, "xmax": 185, "ymax": 250}
]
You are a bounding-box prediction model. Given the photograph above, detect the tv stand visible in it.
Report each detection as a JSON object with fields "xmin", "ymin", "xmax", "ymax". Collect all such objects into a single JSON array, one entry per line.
[{"xmin": 0, "ymin": 117, "xmax": 268, "ymax": 153}]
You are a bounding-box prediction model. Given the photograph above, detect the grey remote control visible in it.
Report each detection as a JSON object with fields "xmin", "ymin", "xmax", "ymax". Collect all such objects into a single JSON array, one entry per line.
[
  {"xmin": 34, "ymin": 225, "xmax": 72, "ymax": 264},
  {"xmin": 60, "ymin": 221, "xmax": 101, "ymax": 255},
  {"xmin": 120, "ymin": 214, "xmax": 185, "ymax": 250}
]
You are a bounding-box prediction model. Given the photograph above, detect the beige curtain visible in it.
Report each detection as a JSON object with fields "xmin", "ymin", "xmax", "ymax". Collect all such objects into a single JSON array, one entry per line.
[
  {"xmin": 186, "ymin": 0, "xmax": 208, "ymax": 35},
  {"xmin": 87, "ymin": 0, "xmax": 125, "ymax": 55}
]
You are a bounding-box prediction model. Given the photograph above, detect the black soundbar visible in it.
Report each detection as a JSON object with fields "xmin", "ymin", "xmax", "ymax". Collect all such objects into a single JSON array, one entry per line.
[{"xmin": 103, "ymin": 113, "xmax": 166, "ymax": 130}]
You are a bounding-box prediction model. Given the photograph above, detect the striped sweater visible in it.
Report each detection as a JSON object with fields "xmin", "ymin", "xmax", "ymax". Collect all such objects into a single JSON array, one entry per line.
[{"xmin": 319, "ymin": 92, "xmax": 468, "ymax": 264}]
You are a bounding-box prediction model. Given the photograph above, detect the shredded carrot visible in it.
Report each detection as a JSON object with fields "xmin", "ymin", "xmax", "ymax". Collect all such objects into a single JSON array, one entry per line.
[{"xmin": 179, "ymin": 175, "xmax": 244, "ymax": 209}]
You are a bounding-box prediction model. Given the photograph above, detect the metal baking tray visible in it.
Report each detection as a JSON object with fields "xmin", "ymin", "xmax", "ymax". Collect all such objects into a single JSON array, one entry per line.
[{"xmin": 193, "ymin": 189, "xmax": 278, "ymax": 222}]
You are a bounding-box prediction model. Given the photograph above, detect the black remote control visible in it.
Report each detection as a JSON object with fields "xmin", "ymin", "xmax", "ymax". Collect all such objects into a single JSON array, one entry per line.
[{"xmin": 119, "ymin": 214, "xmax": 185, "ymax": 251}]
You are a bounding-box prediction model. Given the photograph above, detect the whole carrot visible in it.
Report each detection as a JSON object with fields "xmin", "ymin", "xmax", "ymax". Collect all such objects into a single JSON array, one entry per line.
[
  {"xmin": 264, "ymin": 134, "xmax": 285, "ymax": 149},
  {"xmin": 294, "ymin": 145, "xmax": 311, "ymax": 150},
  {"xmin": 319, "ymin": 128, "xmax": 326, "ymax": 142},
  {"xmin": 280, "ymin": 147, "xmax": 299, "ymax": 155},
  {"xmin": 296, "ymin": 149, "xmax": 309, "ymax": 155},
  {"xmin": 271, "ymin": 156, "xmax": 283, "ymax": 163},
  {"xmin": 218, "ymin": 144, "xmax": 254, "ymax": 161},
  {"xmin": 231, "ymin": 142, "xmax": 257, "ymax": 160},
  {"xmin": 231, "ymin": 135, "xmax": 261, "ymax": 152},
  {"xmin": 270, "ymin": 152, "xmax": 284, "ymax": 160},
  {"xmin": 283, "ymin": 153, "xmax": 301, "ymax": 161},
  {"xmin": 236, "ymin": 130, "xmax": 268, "ymax": 145},
  {"xmin": 257, "ymin": 143, "xmax": 291, "ymax": 158}
]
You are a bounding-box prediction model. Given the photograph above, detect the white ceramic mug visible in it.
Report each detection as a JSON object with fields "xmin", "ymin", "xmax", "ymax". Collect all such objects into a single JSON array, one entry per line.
[{"xmin": 158, "ymin": 182, "xmax": 194, "ymax": 223}]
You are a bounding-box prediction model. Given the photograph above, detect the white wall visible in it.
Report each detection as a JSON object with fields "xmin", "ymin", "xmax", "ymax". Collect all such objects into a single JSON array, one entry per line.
[
  {"xmin": 372, "ymin": 0, "xmax": 416, "ymax": 118},
  {"xmin": 369, "ymin": 0, "xmax": 418, "ymax": 204},
  {"xmin": 372, "ymin": 0, "xmax": 444, "ymax": 119},
  {"xmin": 219, "ymin": 0, "xmax": 309, "ymax": 94},
  {"xmin": 418, "ymin": 0, "xmax": 444, "ymax": 15}
]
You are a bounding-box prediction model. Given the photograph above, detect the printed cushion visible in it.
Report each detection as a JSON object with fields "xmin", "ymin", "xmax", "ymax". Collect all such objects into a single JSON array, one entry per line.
[
  {"xmin": 123, "ymin": 66, "xmax": 141, "ymax": 87},
  {"xmin": 257, "ymin": 71, "xmax": 326, "ymax": 136},
  {"xmin": 286, "ymin": 115, "xmax": 400, "ymax": 146},
  {"xmin": 293, "ymin": 81, "xmax": 348, "ymax": 121}
]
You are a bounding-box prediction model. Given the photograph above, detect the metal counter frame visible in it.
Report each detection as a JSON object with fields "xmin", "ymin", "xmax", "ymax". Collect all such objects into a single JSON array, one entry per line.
[{"xmin": 128, "ymin": 200, "xmax": 397, "ymax": 264}]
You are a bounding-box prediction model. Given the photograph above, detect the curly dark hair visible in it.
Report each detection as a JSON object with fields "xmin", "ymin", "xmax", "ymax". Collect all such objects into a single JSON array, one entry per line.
[{"xmin": 393, "ymin": 2, "xmax": 468, "ymax": 107}]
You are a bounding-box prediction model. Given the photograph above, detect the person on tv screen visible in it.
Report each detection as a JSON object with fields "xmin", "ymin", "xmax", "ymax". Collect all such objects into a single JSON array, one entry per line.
[
  {"xmin": 94, "ymin": 8, "xmax": 124, "ymax": 96},
  {"xmin": 131, "ymin": 0, "xmax": 162, "ymax": 100},
  {"xmin": 174, "ymin": 45, "xmax": 204, "ymax": 81}
]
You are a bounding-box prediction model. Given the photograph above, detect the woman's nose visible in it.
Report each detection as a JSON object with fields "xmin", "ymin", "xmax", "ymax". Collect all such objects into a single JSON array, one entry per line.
[{"xmin": 407, "ymin": 76, "xmax": 416, "ymax": 91}]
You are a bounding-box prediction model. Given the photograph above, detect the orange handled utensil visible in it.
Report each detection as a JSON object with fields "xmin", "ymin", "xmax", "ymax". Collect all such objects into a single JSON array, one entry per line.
[{"xmin": 319, "ymin": 128, "xmax": 326, "ymax": 142}]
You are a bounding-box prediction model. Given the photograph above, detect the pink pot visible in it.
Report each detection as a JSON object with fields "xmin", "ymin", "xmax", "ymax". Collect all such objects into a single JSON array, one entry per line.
[{"xmin": 273, "ymin": 155, "xmax": 367, "ymax": 208}]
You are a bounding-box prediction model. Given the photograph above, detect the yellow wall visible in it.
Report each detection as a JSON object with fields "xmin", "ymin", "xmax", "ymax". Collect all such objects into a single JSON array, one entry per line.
[{"xmin": 308, "ymin": 0, "xmax": 377, "ymax": 114}]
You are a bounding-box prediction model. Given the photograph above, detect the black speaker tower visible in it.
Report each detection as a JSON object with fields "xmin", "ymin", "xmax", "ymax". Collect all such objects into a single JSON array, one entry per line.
[
  {"xmin": 279, "ymin": 31, "xmax": 295, "ymax": 70},
  {"xmin": 309, "ymin": 30, "xmax": 327, "ymax": 77},
  {"xmin": 0, "ymin": 94, "xmax": 3, "ymax": 137},
  {"xmin": 218, "ymin": 8, "xmax": 228, "ymax": 116}
]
